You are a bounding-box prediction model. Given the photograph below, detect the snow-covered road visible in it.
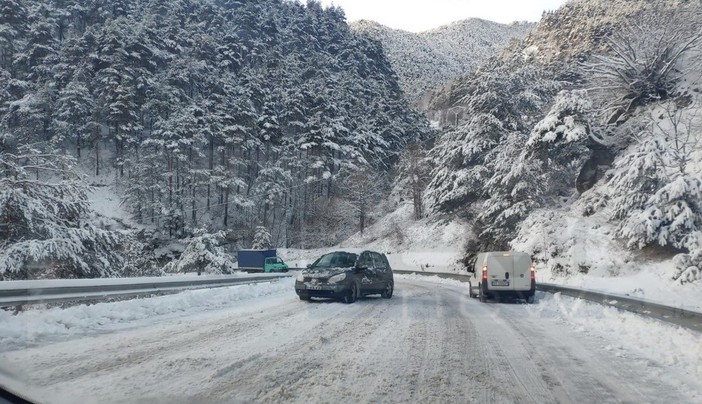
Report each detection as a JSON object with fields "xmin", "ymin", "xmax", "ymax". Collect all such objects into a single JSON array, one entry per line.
[{"xmin": 1, "ymin": 277, "xmax": 700, "ymax": 403}]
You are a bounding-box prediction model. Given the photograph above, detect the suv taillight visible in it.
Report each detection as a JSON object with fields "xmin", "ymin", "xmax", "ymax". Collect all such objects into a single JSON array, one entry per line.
[{"xmin": 482, "ymin": 266, "xmax": 488, "ymax": 281}]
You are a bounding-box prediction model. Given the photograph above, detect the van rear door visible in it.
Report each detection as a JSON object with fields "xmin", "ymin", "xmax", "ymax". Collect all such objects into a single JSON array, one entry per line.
[
  {"xmin": 512, "ymin": 253, "xmax": 532, "ymax": 291},
  {"xmin": 486, "ymin": 253, "xmax": 514, "ymax": 291}
]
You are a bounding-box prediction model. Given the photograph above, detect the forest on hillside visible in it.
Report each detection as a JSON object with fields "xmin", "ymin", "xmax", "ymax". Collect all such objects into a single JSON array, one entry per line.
[
  {"xmin": 425, "ymin": 0, "xmax": 702, "ymax": 283},
  {"xmin": 0, "ymin": 0, "xmax": 430, "ymax": 280},
  {"xmin": 351, "ymin": 19, "xmax": 533, "ymax": 107}
]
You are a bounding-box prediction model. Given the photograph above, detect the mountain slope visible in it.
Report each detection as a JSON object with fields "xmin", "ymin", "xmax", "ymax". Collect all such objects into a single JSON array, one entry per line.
[
  {"xmin": 423, "ymin": 0, "xmax": 702, "ymax": 285},
  {"xmin": 351, "ymin": 18, "xmax": 533, "ymax": 106},
  {"xmin": 0, "ymin": 0, "xmax": 431, "ymax": 279}
]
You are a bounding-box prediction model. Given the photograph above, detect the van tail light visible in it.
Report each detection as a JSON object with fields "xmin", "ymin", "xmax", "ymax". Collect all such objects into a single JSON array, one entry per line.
[
  {"xmin": 530, "ymin": 266, "xmax": 536, "ymax": 281},
  {"xmin": 482, "ymin": 266, "xmax": 488, "ymax": 281}
]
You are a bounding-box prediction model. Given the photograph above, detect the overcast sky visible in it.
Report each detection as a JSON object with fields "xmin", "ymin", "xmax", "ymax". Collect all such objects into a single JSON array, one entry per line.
[{"xmin": 318, "ymin": 0, "xmax": 569, "ymax": 32}]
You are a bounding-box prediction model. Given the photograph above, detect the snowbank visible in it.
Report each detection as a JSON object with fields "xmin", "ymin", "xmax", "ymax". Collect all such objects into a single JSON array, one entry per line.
[
  {"xmin": 0, "ymin": 278, "xmax": 294, "ymax": 352},
  {"xmin": 513, "ymin": 208, "xmax": 702, "ymax": 311},
  {"xmin": 530, "ymin": 292, "xmax": 702, "ymax": 386}
]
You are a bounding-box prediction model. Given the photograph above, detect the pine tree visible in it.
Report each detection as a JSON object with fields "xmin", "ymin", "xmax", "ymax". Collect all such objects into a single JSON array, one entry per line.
[
  {"xmin": 252, "ymin": 226, "xmax": 272, "ymax": 249},
  {"xmin": 0, "ymin": 144, "xmax": 123, "ymax": 280},
  {"xmin": 164, "ymin": 230, "xmax": 234, "ymax": 275},
  {"xmin": 619, "ymin": 176, "xmax": 702, "ymax": 250}
]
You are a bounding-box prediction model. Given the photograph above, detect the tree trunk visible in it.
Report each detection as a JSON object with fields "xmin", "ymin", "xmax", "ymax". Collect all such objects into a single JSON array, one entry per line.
[
  {"xmin": 224, "ymin": 186, "xmax": 229, "ymax": 227},
  {"xmin": 95, "ymin": 141, "xmax": 100, "ymax": 176},
  {"xmin": 208, "ymin": 134, "xmax": 214, "ymax": 210}
]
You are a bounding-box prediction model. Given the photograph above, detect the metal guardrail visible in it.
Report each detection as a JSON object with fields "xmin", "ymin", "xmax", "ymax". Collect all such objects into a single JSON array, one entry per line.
[
  {"xmin": 394, "ymin": 269, "xmax": 471, "ymax": 282},
  {"xmin": 238, "ymin": 267, "xmax": 306, "ymax": 273},
  {"xmin": 0, "ymin": 274, "xmax": 291, "ymax": 308},
  {"xmin": 394, "ymin": 269, "xmax": 702, "ymax": 333}
]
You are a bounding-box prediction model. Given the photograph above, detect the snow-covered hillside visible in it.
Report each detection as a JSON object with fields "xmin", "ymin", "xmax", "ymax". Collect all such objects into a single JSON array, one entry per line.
[
  {"xmin": 0, "ymin": 0, "xmax": 431, "ymax": 280},
  {"xmin": 351, "ymin": 19, "xmax": 533, "ymax": 107},
  {"xmin": 421, "ymin": 0, "xmax": 702, "ymax": 309},
  {"xmin": 281, "ymin": 203, "xmax": 471, "ymax": 273}
]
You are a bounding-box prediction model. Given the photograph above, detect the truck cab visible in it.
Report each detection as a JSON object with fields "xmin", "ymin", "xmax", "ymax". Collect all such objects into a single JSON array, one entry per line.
[{"xmin": 264, "ymin": 256, "xmax": 289, "ymax": 273}]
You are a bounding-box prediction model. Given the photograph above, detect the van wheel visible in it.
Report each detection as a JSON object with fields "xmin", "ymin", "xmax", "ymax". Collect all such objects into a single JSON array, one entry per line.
[
  {"xmin": 381, "ymin": 281, "xmax": 394, "ymax": 299},
  {"xmin": 479, "ymin": 288, "xmax": 486, "ymax": 303},
  {"xmin": 343, "ymin": 283, "xmax": 358, "ymax": 304},
  {"xmin": 527, "ymin": 295, "xmax": 535, "ymax": 304}
]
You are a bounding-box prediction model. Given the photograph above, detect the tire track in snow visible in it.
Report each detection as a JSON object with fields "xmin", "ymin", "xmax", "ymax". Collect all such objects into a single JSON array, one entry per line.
[{"xmin": 440, "ymin": 281, "xmax": 696, "ymax": 403}]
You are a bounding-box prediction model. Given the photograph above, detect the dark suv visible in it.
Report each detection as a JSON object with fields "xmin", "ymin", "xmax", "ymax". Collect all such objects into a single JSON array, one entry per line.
[{"xmin": 295, "ymin": 250, "xmax": 394, "ymax": 303}]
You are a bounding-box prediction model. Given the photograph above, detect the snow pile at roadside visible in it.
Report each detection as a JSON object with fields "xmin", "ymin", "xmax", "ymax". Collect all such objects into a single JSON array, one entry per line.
[
  {"xmin": 513, "ymin": 208, "xmax": 702, "ymax": 311},
  {"xmin": 530, "ymin": 292, "xmax": 702, "ymax": 386},
  {"xmin": 0, "ymin": 278, "xmax": 293, "ymax": 352}
]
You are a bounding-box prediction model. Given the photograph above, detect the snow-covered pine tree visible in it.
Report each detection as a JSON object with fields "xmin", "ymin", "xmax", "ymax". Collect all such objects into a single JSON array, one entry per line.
[
  {"xmin": 618, "ymin": 176, "xmax": 702, "ymax": 251},
  {"xmin": 672, "ymin": 249, "xmax": 702, "ymax": 284},
  {"xmin": 527, "ymin": 90, "xmax": 592, "ymax": 147},
  {"xmin": 426, "ymin": 57, "xmax": 559, "ymax": 246},
  {"xmin": 164, "ymin": 229, "xmax": 234, "ymax": 275},
  {"xmin": 477, "ymin": 132, "xmax": 544, "ymax": 247},
  {"xmin": 607, "ymin": 135, "xmax": 670, "ymax": 221},
  {"xmin": 609, "ymin": 99, "xmax": 701, "ymax": 251},
  {"xmin": 0, "ymin": 0, "xmax": 28, "ymax": 73},
  {"xmin": 0, "ymin": 144, "xmax": 124, "ymax": 280},
  {"xmin": 252, "ymin": 226, "xmax": 272, "ymax": 249},
  {"xmin": 53, "ymin": 75, "xmax": 94, "ymax": 158},
  {"xmin": 526, "ymin": 89, "xmax": 594, "ymax": 197}
]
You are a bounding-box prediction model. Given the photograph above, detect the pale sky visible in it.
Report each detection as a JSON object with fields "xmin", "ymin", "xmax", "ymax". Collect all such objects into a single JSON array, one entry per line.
[{"xmin": 319, "ymin": 0, "xmax": 569, "ymax": 32}]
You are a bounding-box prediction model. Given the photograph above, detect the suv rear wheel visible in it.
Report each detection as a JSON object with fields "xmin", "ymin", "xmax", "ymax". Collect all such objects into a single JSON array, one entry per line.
[{"xmin": 381, "ymin": 280, "xmax": 394, "ymax": 299}]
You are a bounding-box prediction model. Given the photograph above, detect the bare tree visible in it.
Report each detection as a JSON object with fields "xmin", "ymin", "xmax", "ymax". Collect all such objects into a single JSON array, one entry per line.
[
  {"xmin": 651, "ymin": 99, "xmax": 701, "ymax": 176},
  {"xmin": 394, "ymin": 141, "xmax": 432, "ymax": 220},
  {"xmin": 340, "ymin": 168, "xmax": 385, "ymax": 234}
]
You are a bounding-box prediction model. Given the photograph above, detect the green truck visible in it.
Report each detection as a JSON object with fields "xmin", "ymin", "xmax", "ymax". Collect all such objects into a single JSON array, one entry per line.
[{"xmin": 237, "ymin": 249, "xmax": 289, "ymax": 273}]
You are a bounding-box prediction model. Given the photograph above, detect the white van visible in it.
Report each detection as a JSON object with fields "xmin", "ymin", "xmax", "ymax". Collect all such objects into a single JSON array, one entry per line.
[{"xmin": 468, "ymin": 251, "xmax": 535, "ymax": 303}]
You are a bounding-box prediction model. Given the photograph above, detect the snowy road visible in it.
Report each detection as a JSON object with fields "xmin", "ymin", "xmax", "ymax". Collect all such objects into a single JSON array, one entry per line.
[{"xmin": 1, "ymin": 277, "xmax": 700, "ymax": 403}]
